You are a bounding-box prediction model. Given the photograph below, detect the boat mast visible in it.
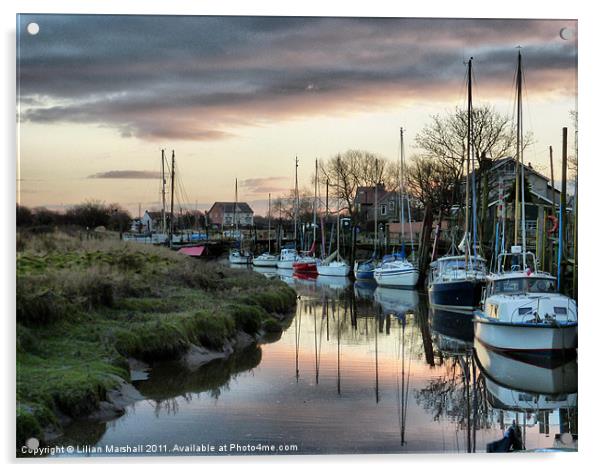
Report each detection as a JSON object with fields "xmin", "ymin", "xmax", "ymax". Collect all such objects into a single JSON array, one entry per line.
[
  {"xmin": 169, "ymin": 150, "xmax": 175, "ymax": 247},
  {"xmin": 313, "ymin": 158, "xmax": 318, "ymax": 247},
  {"xmin": 336, "ymin": 158, "xmax": 341, "ymax": 261},
  {"xmin": 161, "ymin": 149, "xmax": 166, "ymax": 234},
  {"xmin": 374, "ymin": 159, "xmax": 379, "ymax": 255},
  {"xmin": 268, "ymin": 193, "xmax": 271, "ymax": 254},
  {"xmin": 464, "ymin": 59, "xmax": 472, "ymax": 268},
  {"xmin": 234, "ymin": 177, "xmax": 238, "ymax": 234},
  {"xmin": 513, "ymin": 50, "xmax": 527, "ymax": 268},
  {"xmin": 294, "ymin": 156, "xmax": 299, "ymax": 249},
  {"xmin": 514, "ymin": 51, "xmax": 522, "ymax": 248},
  {"xmin": 399, "ymin": 127, "xmax": 406, "ymax": 255},
  {"xmin": 468, "ymin": 57, "xmax": 478, "ymax": 262}
]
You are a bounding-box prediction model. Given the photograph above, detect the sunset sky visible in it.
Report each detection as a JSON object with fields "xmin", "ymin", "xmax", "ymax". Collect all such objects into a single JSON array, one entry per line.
[{"xmin": 16, "ymin": 15, "xmax": 577, "ymax": 216}]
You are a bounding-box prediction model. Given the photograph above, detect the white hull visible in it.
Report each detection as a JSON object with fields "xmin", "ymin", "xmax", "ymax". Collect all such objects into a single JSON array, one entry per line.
[
  {"xmin": 474, "ymin": 313, "xmax": 577, "ymax": 352},
  {"xmin": 229, "ymin": 255, "xmax": 251, "ymax": 264},
  {"xmin": 374, "ymin": 267, "xmax": 419, "ymax": 288},
  {"xmin": 252, "ymin": 255, "xmax": 278, "ymax": 267},
  {"xmin": 316, "ymin": 262, "xmax": 350, "ymax": 277},
  {"xmin": 276, "ymin": 259, "xmax": 295, "ymax": 269}
]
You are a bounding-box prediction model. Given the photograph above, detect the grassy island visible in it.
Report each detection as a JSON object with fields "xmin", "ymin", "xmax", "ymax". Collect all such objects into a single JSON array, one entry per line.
[{"xmin": 16, "ymin": 230, "xmax": 297, "ymax": 448}]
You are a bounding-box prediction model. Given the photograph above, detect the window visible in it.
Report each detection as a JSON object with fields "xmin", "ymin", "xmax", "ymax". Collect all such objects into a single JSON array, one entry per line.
[
  {"xmin": 380, "ymin": 204, "xmax": 387, "ymax": 215},
  {"xmin": 389, "ymin": 200, "xmax": 395, "ymax": 210}
]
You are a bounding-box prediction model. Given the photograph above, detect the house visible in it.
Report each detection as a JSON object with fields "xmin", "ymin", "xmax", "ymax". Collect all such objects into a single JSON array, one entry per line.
[
  {"xmin": 207, "ymin": 202, "xmax": 254, "ymax": 228},
  {"xmin": 465, "ymin": 156, "xmax": 572, "ymax": 250},
  {"xmin": 354, "ymin": 184, "xmax": 403, "ymax": 224},
  {"xmin": 140, "ymin": 210, "xmax": 165, "ymax": 233}
]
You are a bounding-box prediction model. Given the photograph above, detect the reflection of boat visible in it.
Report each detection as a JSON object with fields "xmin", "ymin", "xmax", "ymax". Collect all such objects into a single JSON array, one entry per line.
[
  {"xmin": 276, "ymin": 268, "xmax": 294, "ymax": 285},
  {"xmin": 354, "ymin": 280, "xmax": 377, "ymax": 300},
  {"xmin": 430, "ymin": 308, "xmax": 474, "ymax": 343},
  {"xmin": 252, "ymin": 265, "xmax": 278, "ymax": 278},
  {"xmin": 475, "ymin": 337, "xmax": 577, "ymax": 396},
  {"xmin": 428, "ymin": 255, "xmax": 487, "ymax": 311},
  {"xmin": 373, "ymin": 287, "xmax": 419, "ymax": 318},
  {"xmin": 316, "ymin": 275, "xmax": 351, "ymax": 292}
]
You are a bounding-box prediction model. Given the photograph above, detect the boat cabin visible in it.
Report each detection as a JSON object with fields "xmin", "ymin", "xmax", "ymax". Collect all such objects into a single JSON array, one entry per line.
[{"xmin": 428, "ymin": 255, "xmax": 487, "ymax": 283}]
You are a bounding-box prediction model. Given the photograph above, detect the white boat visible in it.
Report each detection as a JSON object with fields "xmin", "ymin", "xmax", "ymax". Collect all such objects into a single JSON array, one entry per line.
[
  {"xmin": 317, "ymin": 260, "xmax": 350, "ymax": 277},
  {"xmin": 474, "ymin": 250, "xmax": 577, "ymax": 354},
  {"xmin": 252, "ymin": 252, "xmax": 278, "ymax": 267},
  {"xmin": 252, "ymin": 193, "xmax": 278, "ymax": 267},
  {"xmin": 475, "ymin": 52, "xmax": 577, "ymax": 356},
  {"xmin": 374, "ymin": 127, "xmax": 419, "ymax": 289},
  {"xmin": 276, "ymin": 248, "xmax": 298, "ymax": 269},
  {"xmin": 229, "ymin": 249, "xmax": 251, "ymax": 264},
  {"xmin": 374, "ymin": 255, "xmax": 419, "ymax": 288}
]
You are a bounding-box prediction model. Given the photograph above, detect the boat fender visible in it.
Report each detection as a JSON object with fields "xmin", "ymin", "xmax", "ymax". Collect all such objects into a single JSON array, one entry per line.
[{"xmin": 547, "ymin": 214, "xmax": 559, "ymax": 235}]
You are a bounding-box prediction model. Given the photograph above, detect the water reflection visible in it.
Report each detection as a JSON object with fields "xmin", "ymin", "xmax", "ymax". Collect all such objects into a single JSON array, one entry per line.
[{"xmin": 53, "ymin": 274, "xmax": 577, "ymax": 455}]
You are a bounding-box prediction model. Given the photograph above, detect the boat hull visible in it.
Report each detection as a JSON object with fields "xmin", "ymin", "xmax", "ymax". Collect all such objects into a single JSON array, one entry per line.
[
  {"xmin": 276, "ymin": 260, "xmax": 295, "ymax": 269},
  {"xmin": 428, "ymin": 279, "xmax": 485, "ymax": 312},
  {"xmin": 252, "ymin": 258, "xmax": 278, "ymax": 267},
  {"xmin": 317, "ymin": 263, "xmax": 350, "ymax": 277},
  {"xmin": 353, "ymin": 261, "xmax": 375, "ymax": 280},
  {"xmin": 293, "ymin": 262, "xmax": 317, "ymax": 274},
  {"xmin": 474, "ymin": 311, "xmax": 577, "ymax": 355},
  {"xmin": 229, "ymin": 255, "xmax": 251, "ymax": 264},
  {"xmin": 374, "ymin": 268, "xmax": 419, "ymax": 288}
]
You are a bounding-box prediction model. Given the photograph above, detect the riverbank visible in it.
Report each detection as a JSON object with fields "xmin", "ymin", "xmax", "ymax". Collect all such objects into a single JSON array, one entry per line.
[{"xmin": 16, "ymin": 230, "xmax": 297, "ymax": 449}]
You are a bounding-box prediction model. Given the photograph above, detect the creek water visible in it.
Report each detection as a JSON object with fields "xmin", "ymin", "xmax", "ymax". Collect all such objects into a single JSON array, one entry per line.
[{"xmin": 53, "ymin": 268, "xmax": 578, "ymax": 456}]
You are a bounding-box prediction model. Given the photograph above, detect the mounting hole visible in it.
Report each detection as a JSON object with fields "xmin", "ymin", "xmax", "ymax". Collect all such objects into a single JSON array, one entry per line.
[
  {"xmin": 559, "ymin": 27, "xmax": 574, "ymax": 40},
  {"xmin": 27, "ymin": 22, "xmax": 40, "ymax": 35}
]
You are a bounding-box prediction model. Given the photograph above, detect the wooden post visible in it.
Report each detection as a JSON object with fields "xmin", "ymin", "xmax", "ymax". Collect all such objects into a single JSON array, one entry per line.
[
  {"xmin": 572, "ymin": 186, "xmax": 578, "ymax": 299},
  {"xmin": 558, "ymin": 128, "xmax": 568, "ymax": 292}
]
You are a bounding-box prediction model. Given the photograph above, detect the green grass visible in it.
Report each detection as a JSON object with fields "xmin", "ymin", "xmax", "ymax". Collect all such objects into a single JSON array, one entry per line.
[{"xmin": 16, "ymin": 230, "xmax": 296, "ymax": 448}]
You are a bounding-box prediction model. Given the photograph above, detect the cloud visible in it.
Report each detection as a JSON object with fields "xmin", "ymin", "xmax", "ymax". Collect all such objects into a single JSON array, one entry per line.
[
  {"xmin": 87, "ymin": 170, "xmax": 161, "ymax": 179},
  {"xmin": 18, "ymin": 15, "xmax": 577, "ymax": 141},
  {"xmin": 239, "ymin": 176, "xmax": 290, "ymax": 195}
]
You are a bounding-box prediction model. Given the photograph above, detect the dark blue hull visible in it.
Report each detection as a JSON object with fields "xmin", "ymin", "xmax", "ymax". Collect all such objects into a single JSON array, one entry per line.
[{"xmin": 428, "ymin": 279, "xmax": 485, "ymax": 312}]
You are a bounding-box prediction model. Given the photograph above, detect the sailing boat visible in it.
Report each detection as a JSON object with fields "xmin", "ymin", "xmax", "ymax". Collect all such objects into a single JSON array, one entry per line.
[
  {"xmin": 428, "ymin": 58, "xmax": 488, "ymax": 311},
  {"xmin": 253, "ymin": 193, "xmax": 278, "ymax": 267},
  {"xmin": 474, "ymin": 51, "xmax": 577, "ymax": 354},
  {"xmin": 374, "ymin": 128, "xmax": 419, "ymax": 288},
  {"xmin": 293, "ymin": 158, "xmax": 319, "ymax": 275},
  {"xmin": 277, "ymin": 157, "xmax": 299, "ymax": 269},
  {"xmin": 317, "ymin": 158, "xmax": 350, "ymax": 277},
  {"xmin": 354, "ymin": 159, "xmax": 380, "ymax": 280},
  {"xmin": 229, "ymin": 178, "xmax": 252, "ymax": 264}
]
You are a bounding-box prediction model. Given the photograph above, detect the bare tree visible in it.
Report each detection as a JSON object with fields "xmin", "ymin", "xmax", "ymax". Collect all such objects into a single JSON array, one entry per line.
[
  {"xmin": 318, "ymin": 149, "xmax": 386, "ymax": 223},
  {"xmin": 415, "ymin": 104, "xmax": 530, "ymax": 172}
]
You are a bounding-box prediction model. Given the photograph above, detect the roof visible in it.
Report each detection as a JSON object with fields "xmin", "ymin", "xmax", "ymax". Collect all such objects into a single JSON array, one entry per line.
[
  {"xmin": 488, "ymin": 157, "xmax": 550, "ymax": 182},
  {"xmin": 178, "ymin": 246, "xmax": 205, "ymax": 257},
  {"xmin": 208, "ymin": 202, "xmax": 253, "ymax": 213},
  {"xmin": 354, "ymin": 184, "xmax": 386, "ymax": 204},
  {"xmin": 145, "ymin": 211, "xmax": 163, "ymax": 219}
]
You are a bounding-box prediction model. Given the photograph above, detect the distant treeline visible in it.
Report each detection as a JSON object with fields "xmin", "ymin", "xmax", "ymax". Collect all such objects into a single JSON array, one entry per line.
[{"xmin": 16, "ymin": 201, "xmax": 132, "ymax": 231}]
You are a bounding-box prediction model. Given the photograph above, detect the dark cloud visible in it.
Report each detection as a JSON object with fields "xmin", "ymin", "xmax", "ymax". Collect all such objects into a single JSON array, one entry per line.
[
  {"xmin": 88, "ymin": 170, "xmax": 161, "ymax": 179},
  {"xmin": 17, "ymin": 15, "xmax": 577, "ymax": 141}
]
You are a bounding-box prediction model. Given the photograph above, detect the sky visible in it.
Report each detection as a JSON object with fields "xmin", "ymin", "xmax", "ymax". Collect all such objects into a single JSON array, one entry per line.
[{"xmin": 16, "ymin": 15, "xmax": 577, "ymax": 216}]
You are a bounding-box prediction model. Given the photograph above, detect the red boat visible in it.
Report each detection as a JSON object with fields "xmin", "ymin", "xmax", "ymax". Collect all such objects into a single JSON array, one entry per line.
[{"xmin": 292, "ymin": 242, "xmax": 317, "ymax": 274}]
